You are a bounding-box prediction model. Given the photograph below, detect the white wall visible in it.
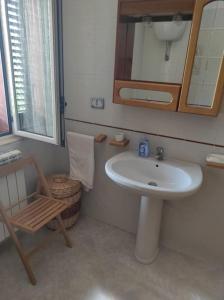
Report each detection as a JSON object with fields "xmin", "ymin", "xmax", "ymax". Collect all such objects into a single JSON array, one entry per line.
[{"xmin": 62, "ymin": 0, "xmax": 224, "ymax": 262}]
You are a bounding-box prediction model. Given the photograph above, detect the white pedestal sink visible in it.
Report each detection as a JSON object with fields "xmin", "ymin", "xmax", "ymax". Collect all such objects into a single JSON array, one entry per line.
[{"xmin": 105, "ymin": 151, "xmax": 203, "ymax": 264}]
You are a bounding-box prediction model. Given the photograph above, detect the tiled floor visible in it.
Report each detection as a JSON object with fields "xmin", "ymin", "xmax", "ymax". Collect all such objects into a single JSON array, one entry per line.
[{"xmin": 0, "ymin": 216, "xmax": 224, "ymax": 300}]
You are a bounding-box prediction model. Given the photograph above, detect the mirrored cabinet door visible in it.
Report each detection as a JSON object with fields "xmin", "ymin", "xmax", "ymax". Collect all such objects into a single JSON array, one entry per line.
[{"xmin": 179, "ymin": 0, "xmax": 224, "ymax": 116}]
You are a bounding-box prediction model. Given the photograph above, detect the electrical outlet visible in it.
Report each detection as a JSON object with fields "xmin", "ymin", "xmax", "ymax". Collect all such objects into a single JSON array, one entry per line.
[{"xmin": 91, "ymin": 97, "xmax": 105, "ymax": 109}]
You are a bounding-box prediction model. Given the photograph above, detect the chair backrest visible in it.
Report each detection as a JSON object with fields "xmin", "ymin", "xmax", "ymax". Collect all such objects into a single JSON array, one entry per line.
[{"xmin": 0, "ymin": 156, "xmax": 52, "ymax": 212}]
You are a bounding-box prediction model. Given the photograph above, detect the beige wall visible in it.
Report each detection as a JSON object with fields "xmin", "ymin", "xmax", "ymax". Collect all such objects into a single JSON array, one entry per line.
[
  {"xmin": 61, "ymin": 0, "xmax": 224, "ymax": 262},
  {"xmin": 65, "ymin": 120, "xmax": 224, "ymax": 263},
  {"xmin": 63, "ymin": 0, "xmax": 224, "ymax": 146}
]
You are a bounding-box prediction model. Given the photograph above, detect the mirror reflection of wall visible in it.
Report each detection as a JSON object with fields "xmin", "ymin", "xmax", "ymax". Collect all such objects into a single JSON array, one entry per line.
[
  {"xmin": 131, "ymin": 19, "xmax": 192, "ymax": 84},
  {"xmin": 187, "ymin": 0, "xmax": 224, "ymax": 107}
]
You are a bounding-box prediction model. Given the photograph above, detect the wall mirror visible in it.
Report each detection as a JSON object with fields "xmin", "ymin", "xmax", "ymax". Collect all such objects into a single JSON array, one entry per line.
[
  {"xmin": 122, "ymin": 16, "xmax": 191, "ymax": 84},
  {"xmin": 114, "ymin": 0, "xmax": 195, "ymax": 110},
  {"xmin": 179, "ymin": 0, "xmax": 224, "ymax": 116}
]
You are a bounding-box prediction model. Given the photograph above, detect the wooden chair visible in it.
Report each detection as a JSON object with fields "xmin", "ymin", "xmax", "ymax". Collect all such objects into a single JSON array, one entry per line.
[{"xmin": 0, "ymin": 157, "xmax": 72, "ymax": 285}]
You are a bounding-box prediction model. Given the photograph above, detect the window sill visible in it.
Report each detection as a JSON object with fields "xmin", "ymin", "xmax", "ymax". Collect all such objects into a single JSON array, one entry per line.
[{"xmin": 0, "ymin": 135, "xmax": 22, "ymax": 146}]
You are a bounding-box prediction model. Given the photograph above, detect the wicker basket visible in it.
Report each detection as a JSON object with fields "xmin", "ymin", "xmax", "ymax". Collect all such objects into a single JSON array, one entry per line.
[
  {"xmin": 44, "ymin": 175, "xmax": 82, "ymax": 230},
  {"xmin": 46, "ymin": 175, "xmax": 81, "ymax": 198}
]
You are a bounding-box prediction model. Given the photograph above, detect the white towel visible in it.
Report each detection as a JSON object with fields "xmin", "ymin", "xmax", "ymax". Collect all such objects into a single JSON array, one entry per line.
[{"xmin": 67, "ymin": 132, "xmax": 95, "ymax": 191}]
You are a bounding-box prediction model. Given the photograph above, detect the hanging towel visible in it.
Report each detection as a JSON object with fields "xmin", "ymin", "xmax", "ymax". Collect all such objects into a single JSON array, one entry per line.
[{"xmin": 67, "ymin": 132, "xmax": 95, "ymax": 191}]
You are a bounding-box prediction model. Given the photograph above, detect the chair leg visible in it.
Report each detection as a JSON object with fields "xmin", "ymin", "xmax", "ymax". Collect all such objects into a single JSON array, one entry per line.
[
  {"xmin": 56, "ymin": 215, "xmax": 73, "ymax": 248},
  {"xmin": 5, "ymin": 223, "xmax": 36, "ymax": 285}
]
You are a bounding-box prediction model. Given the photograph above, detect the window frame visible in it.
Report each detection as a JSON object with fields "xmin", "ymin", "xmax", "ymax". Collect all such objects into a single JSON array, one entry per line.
[
  {"xmin": 0, "ymin": 12, "xmax": 12, "ymax": 138},
  {"xmin": 56, "ymin": 0, "xmax": 66, "ymax": 146},
  {"xmin": 0, "ymin": 0, "xmax": 65, "ymax": 145}
]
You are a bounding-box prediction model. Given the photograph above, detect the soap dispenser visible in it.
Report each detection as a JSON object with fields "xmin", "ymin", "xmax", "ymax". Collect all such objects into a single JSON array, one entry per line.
[{"xmin": 138, "ymin": 138, "xmax": 150, "ymax": 158}]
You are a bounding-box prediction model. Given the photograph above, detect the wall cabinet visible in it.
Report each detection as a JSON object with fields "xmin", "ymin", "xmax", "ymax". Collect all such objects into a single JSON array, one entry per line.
[{"xmin": 113, "ymin": 0, "xmax": 224, "ymax": 116}]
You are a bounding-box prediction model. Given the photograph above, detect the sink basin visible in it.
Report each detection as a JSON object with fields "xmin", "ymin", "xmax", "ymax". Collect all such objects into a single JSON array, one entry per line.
[
  {"xmin": 105, "ymin": 151, "xmax": 202, "ymax": 200},
  {"xmin": 105, "ymin": 151, "xmax": 203, "ymax": 264}
]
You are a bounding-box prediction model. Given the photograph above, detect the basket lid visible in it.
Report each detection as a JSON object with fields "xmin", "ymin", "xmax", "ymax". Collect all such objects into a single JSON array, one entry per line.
[{"xmin": 46, "ymin": 174, "xmax": 81, "ymax": 197}]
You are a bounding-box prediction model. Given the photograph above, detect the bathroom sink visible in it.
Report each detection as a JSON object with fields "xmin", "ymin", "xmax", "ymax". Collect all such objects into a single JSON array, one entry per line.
[
  {"xmin": 105, "ymin": 151, "xmax": 203, "ymax": 264},
  {"xmin": 105, "ymin": 151, "xmax": 202, "ymax": 200}
]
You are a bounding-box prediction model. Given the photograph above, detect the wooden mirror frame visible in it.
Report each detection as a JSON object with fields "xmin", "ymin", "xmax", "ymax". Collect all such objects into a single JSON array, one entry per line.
[
  {"xmin": 114, "ymin": 80, "xmax": 181, "ymax": 110},
  {"xmin": 179, "ymin": 0, "xmax": 224, "ymax": 116},
  {"xmin": 113, "ymin": 0, "xmax": 195, "ymax": 111}
]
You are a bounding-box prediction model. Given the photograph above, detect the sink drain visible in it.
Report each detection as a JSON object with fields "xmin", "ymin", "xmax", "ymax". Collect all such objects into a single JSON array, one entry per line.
[{"xmin": 148, "ymin": 181, "xmax": 158, "ymax": 187}]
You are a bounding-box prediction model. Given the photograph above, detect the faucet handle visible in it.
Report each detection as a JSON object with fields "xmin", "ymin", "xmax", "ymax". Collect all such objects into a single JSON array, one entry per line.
[{"xmin": 155, "ymin": 146, "xmax": 165, "ymax": 161}]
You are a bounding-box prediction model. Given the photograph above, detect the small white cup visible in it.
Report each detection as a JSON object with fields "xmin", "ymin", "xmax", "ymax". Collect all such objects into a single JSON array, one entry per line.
[{"xmin": 115, "ymin": 132, "xmax": 125, "ymax": 142}]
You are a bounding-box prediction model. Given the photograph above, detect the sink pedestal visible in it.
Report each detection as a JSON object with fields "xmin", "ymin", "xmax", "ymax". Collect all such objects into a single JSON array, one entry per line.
[{"xmin": 135, "ymin": 196, "xmax": 163, "ymax": 264}]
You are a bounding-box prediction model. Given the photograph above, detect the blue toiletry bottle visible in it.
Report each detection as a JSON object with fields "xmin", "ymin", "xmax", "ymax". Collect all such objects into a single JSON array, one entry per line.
[{"xmin": 138, "ymin": 138, "xmax": 150, "ymax": 157}]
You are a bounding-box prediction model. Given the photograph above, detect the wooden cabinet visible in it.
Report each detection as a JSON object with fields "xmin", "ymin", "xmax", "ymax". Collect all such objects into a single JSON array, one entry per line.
[{"xmin": 113, "ymin": 0, "xmax": 224, "ymax": 116}]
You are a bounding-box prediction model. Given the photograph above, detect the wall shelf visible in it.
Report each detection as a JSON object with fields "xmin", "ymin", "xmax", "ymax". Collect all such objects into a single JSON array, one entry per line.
[
  {"xmin": 109, "ymin": 138, "xmax": 130, "ymax": 147},
  {"xmin": 206, "ymin": 162, "xmax": 224, "ymax": 170},
  {"xmin": 206, "ymin": 154, "xmax": 224, "ymax": 170},
  {"xmin": 95, "ymin": 134, "xmax": 107, "ymax": 143}
]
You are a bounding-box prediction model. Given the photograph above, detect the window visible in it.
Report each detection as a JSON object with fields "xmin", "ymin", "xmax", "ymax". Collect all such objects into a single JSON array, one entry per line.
[{"xmin": 0, "ymin": 0, "xmax": 64, "ymax": 144}]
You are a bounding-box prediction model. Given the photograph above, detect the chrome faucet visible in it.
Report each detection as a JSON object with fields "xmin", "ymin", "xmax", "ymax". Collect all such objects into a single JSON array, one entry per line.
[{"xmin": 155, "ymin": 146, "xmax": 165, "ymax": 161}]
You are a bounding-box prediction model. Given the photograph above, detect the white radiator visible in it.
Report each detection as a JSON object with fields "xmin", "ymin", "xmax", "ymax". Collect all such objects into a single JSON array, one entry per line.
[{"xmin": 0, "ymin": 150, "xmax": 27, "ymax": 242}]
